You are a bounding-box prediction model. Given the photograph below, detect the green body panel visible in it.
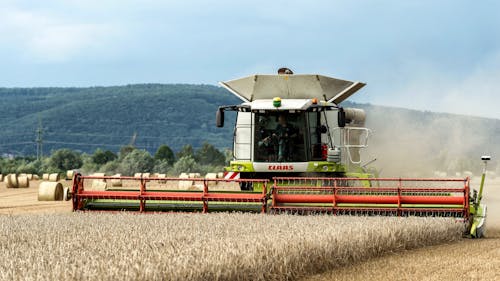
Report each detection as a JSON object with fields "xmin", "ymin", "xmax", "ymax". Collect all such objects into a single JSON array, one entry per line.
[
  {"xmin": 470, "ymin": 204, "xmax": 486, "ymax": 237},
  {"xmin": 226, "ymin": 160, "xmax": 371, "ymax": 174},
  {"xmin": 226, "ymin": 161, "xmax": 255, "ymax": 172},
  {"xmin": 305, "ymin": 161, "xmax": 346, "ymax": 173}
]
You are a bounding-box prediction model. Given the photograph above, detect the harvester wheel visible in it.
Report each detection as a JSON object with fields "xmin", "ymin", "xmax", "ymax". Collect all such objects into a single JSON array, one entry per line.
[
  {"xmin": 63, "ymin": 187, "xmax": 71, "ymax": 201},
  {"xmin": 239, "ymin": 182, "xmax": 253, "ymax": 191}
]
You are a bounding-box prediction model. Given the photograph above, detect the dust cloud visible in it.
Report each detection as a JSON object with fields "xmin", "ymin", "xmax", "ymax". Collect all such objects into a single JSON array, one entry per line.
[{"xmin": 358, "ymin": 104, "xmax": 499, "ymax": 177}]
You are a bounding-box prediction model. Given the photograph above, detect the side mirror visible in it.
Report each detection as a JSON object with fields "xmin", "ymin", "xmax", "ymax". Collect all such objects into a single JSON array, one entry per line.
[
  {"xmin": 337, "ymin": 108, "xmax": 346, "ymax": 127},
  {"xmin": 216, "ymin": 107, "xmax": 224, "ymax": 127}
]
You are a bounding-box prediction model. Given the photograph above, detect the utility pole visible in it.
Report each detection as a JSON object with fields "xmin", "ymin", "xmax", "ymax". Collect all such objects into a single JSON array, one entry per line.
[
  {"xmin": 129, "ymin": 131, "xmax": 137, "ymax": 147},
  {"xmin": 36, "ymin": 117, "xmax": 43, "ymax": 161}
]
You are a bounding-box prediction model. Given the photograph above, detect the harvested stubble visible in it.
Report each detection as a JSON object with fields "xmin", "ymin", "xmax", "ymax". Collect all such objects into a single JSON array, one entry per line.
[{"xmin": 0, "ymin": 213, "xmax": 463, "ymax": 281}]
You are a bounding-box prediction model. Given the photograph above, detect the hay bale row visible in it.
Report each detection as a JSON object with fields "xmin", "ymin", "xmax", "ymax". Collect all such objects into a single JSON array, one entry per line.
[
  {"xmin": 188, "ymin": 173, "xmax": 201, "ymax": 178},
  {"xmin": 134, "ymin": 172, "xmax": 151, "ymax": 178},
  {"xmin": 18, "ymin": 173, "xmax": 35, "ymax": 180},
  {"xmin": 38, "ymin": 181, "xmax": 63, "ymax": 201}
]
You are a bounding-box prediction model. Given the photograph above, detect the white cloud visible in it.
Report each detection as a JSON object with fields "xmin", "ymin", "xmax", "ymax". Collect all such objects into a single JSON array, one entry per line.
[{"xmin": 0, "ymin": 5, "xmax": 121, "ymax": 63}]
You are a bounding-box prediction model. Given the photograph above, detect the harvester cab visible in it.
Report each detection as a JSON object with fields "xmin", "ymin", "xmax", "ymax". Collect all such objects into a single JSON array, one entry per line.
[{"xmin": 217, "ymin": 71, "xmax": 373, "ymax": 186}]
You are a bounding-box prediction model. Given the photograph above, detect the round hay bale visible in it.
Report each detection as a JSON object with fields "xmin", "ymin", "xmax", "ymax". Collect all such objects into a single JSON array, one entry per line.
[
  {"xmin": 48, "ymin": 173, "xmax": 60, "ymax": 182},
  {"xmin": 6, "ymin": 174, "xmax": 18, "ymax": 188},
  {"xmin": 134, "ymin": 173, "xmax": 142, "ymax": 178},
  {"xmin": 91, "ymin": 180, "xmax": 107, "ymax": 191},
  {"xmin": 205, "ymin": 173, "xmax": 218, "ymax": 186},
  {"xmin": 63, "ymin": 187, "xmax": 71, "ymax": 201},
  {"xmin": 32, "ymin": 174, "xmax": 40, "ymax": 180},
  {"xmin": 18, "ymin": 176, "xmax": 30, "ymax": 188},
  {"xmin": 0, "ymin": 174, "xmax": 3, "ymax": 182},
  {"xmin": 156, "ymin": 173, "xmax": 167, "ymax": 184},
  {"xmin": 142, "ymin": 173, "xmax": 151, "ymax": 178},
  {"xmin": 38, "ymin": 181, "xmax": 63, "ymax": 201},
  {"xmin": 66, "ymin": 170, "xmax": 75, "ymax": 180},
  {"xmin": 110, "ymin": 174, "xmax": 122, "ymax": 187},
  {"xmin": 42, "ymin": 173, "xmax": 50, "ymax": 180},
  {"xmin": 189, "ymin": 173, "xmax": 201, "ymax": 178},
  {"xmin": 217, "ymin": 172, "xmax": 224, "ymax": 179},
  {"xmin": 26, "ymin": 174, "xmax": 33, "ymax": 180},
  {"xmin": 178, "ymin": 173, "xmax": 193, "ymax": 189}
]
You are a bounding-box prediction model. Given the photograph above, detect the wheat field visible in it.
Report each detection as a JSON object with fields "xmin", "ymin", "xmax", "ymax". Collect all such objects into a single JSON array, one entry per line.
[{"xmin": 0, "ymin": 213, "xmax": 463, "ymax": 281}]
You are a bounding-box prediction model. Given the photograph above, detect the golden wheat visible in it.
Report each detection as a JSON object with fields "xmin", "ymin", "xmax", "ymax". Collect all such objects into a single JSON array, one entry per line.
[{"xmin": 0, "ymin": 213, "xmax": 463, "ymax": 281}]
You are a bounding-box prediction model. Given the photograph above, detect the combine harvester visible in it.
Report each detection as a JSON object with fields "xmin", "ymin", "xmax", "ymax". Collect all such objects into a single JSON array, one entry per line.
[{"xmin": 69, "ymin": 68, "xmax": 490, "ymax": 238}]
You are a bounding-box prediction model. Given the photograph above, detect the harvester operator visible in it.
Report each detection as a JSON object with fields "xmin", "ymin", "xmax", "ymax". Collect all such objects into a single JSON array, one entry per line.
[
  {"xmin": 274, "ymin": 114, "xmax": 297, "ymax": 161},
  {"xmin": 257, "ymin": 114, "xmax": 297, "ymax": 162}
]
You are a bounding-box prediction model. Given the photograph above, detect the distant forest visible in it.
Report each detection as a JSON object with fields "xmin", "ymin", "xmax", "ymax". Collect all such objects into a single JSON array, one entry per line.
[
  {"xmin": 0, "ymin": 84, "xmax": 498, "ymax": 175},
  {"xmin": 0, "ymin": 84, "xmax": 240, "ymax": 156}
]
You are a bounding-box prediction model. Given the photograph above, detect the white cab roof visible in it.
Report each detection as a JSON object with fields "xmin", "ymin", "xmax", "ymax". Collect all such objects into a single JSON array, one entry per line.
[{"xmin": 220, "ymin": 74, "xmax": 365, "ymax": 104}]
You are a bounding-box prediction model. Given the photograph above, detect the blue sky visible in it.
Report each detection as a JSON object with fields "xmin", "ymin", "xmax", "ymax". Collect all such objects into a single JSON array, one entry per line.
[{"xmin": 1, "ymin": 1, "xmax": 499, "ymax": 118}]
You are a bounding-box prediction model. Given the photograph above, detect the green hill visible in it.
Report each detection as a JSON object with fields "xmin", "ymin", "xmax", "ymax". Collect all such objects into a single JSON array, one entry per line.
[
  {"xmin": 0, "ymin": 84, "xmax": 498, "ymax": 175},
  {"xmin": 0, "ymin": 84, "xmax": 240, "ymax": 155}
]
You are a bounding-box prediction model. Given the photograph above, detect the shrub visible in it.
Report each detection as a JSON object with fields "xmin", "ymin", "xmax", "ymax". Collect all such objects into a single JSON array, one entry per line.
[{"xmin": 118, "ymin": 149, "xmax": 154, "ymax": 176}]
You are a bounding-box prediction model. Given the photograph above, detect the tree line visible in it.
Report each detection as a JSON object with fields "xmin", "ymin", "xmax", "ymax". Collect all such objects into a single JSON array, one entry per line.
[{"xmin": 0, "ymin": 142, "xmax": 228, "ymax": 176}]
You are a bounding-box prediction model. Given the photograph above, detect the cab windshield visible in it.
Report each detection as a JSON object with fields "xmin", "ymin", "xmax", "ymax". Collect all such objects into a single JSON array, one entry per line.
[{"xmin": 254, "ymin": 112, "xmax": 314, "ymax": 162}]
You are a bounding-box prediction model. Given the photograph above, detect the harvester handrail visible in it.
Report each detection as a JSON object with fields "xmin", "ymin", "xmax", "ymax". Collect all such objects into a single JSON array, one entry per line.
[
  {"xmin": 272, "ymin": 186, "xmax": 465, "ymax": 192},
  {"xmin": 273, "ymin": 176, "xmax": 469, "ymax": 182},
  {"xmin": 79, "ymin": 175, "xmax": 268, "ymax": 183}
]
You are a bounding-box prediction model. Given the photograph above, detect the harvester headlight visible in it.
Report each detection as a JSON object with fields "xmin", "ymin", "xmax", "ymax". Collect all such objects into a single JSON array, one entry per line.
[
  {"xmin": 481, "ymin": 155, "xmax": 491, "ymax": 161},
  {"xmin": 322, "ymin": 165, "xmax": 329, "ymax": 171},
  {"xmin": 273, "ymin": 97, "xmax": 282, "ymax": 107},
  {"xmin": 238, "ymin": 165, "xmax": 245, "ymax": 171}
]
